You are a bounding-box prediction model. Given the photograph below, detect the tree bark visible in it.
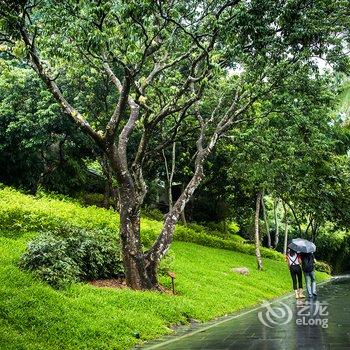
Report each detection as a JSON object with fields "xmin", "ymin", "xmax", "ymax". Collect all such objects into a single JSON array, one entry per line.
[
  {"xmin": 310, "ymin": 217, "xmax": 319, "ymax": 242},
  {"xmin": 282, "ymin": 201, "xmax": 289, "ymax": 255},
  {"xmin": 180, "ymin": 183, "xmax": 187, "ymax": 225},
  {"xmin": 255, "ymin": 191, "xmax": 263, "ymax": 270},
  {"xmin": 273, "ymin": 198, "xmax": 280, "ymax": 248},
  {"xmin": 147, "ymin": 151, "xmax": 208, "ymax": 263},
  {"xmin": 261, "ymin": 191, "xmax": 271, "ymax": 248},
  {"xmin": 162, "ymin": 142, "xmax": 176, "ymax": 212},
  {"xmin": 286, "ymin": 201, "xmax": 302, "ymax": 237},
  {"xmin": 103, "ymin": 181, "xmax": 111, "ymax": 209},
  {"xmin": 118, "ymin": 184, "xmax": 160, "ymax": 290}
]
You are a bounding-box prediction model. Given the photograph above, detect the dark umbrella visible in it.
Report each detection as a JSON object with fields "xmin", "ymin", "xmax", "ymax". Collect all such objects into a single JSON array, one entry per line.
[{"xmin": 288, "ymin": 238, "xmax": 316, "ymax": 253}]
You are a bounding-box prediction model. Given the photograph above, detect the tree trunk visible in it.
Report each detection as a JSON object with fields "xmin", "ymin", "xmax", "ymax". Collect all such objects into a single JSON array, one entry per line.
[
  {"xmin": 261, "ymin": 191, "xmax": 271, "ymax": 248},
  {"xmin": 255, "ymin": 191, "xmax": 263, "ymax": 270},
  {"xmin": 286, "ymin": 202, "xmax": 302, "ymax": 237},
  {"xmin": 162, "ymin": 142, "xmax": 176, "ymax": 213},
  {"xmin": 180, "ymin": 183, "xmax": 187, "ymax": 225},
  {"xmin": 180, "ymin": 210, "xmax": 187, "ymax": 226},
  {"xmin": 147, "ymin": 155, "xmax": 207, "ymax": 264},
  {"xmin": 273, "ymin": 198, "xmax": 280, "ymax": 248},
  {"xmin": 310, "ymin": 218, "xmax": 319, "ymax": 242},
  {"xmin": 283, "ymin": 201, "xmax": 289, "ymax": 255},
  {"xmin": 103, "ymin": 181, "xmax": 111, "ymax": 209},
  {"xmin": 118, "ymin": 148, "xmax": 208, "ymax": 290},
  {"xmin": 118, "ymin": 190, "xmax": 160, "ymax": 290},
  {"xmin": 303, "ymin": 215, "xmax": 313, "ymax": 238}
]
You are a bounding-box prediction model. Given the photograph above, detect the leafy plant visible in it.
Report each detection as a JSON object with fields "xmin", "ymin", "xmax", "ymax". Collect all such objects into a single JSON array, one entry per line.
[
  {"xmin": 158, "ymin": 249, "xmax": 175, "ymax": 276},
  {"xmin": 20, "ymin": 228, "xmax": 123, "ymax": 288},
  {"xmin": 314, "ymin": 261, "xmax": 332, "ymax": 275},
  {"xmin": 141, "ymin": 207, "xmax": 165, "ymax": 222}
]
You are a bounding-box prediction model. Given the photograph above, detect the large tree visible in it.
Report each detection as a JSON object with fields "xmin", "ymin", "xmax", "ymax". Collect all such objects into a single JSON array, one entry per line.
[{"xmin": 1, "ymin": 0, "xmax": 349, "ymax": 290}]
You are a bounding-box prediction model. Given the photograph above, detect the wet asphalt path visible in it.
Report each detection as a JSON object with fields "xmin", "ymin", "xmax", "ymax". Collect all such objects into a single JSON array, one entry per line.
[{"xmin": 141, "ymin": 276, "xmax": 350, "ymax": 350}]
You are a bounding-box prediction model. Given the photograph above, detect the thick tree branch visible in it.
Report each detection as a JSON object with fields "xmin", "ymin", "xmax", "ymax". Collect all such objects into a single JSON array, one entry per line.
[
  {"xmin": 138, "ymin": 49, "xmax": 194, "ymax": 95},
  {"xmin": 104, "ymin": 74, "xmax": 131, "ymax": 146},
  {"xmin": 19, "ymin": 27, "xmax": 105, "ymax": 149}
]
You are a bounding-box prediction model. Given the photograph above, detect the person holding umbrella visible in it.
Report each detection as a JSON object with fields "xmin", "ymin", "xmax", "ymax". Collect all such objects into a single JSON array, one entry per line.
[
  {"xmin": 288, "ymin": 238, "xmax": 317, "ymax": 299},
  {"xmin": 285, "ymin": 248, "xmax": 305, "ymax": 299},
  {"xmin": 301, "ymin": 252, "xmax": 317, "ymax": 298}
]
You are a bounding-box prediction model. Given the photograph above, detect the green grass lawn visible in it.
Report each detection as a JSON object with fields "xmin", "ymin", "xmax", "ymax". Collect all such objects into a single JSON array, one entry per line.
[{"xmin": 0, "ymin": 230, "xmax": 329, "ymax": 350}]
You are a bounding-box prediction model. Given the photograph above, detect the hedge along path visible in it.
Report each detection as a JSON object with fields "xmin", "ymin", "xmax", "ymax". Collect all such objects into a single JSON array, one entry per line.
[{"xmin": 0, "ymin": 187, "xmax": 331, "ymax": 273}]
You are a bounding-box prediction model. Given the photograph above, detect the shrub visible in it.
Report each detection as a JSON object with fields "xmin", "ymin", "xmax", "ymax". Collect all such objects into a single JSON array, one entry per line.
[
  {"xmin": 185, "ymin": 223, "xmax": 207, "ymax": 234},
  {"xmin": 231, "ymin": 234, "xmax": 246, "ymax": 243},
  {"xmin": 228, "ymin": 221, "xmax": 240, "ymax": 234},
  {"xmin": 0, "ymin": 186, "xmax": 331, "ymax": 275},
  {"xmin": 260, "ymin": 247, "xmax": 285, "ymax": 261},
  {"xmin": 185, "ymin": 221, "xmax": 242, "ymax": 241},
  {"xmin": 158, "ymin": 250, "xmax": 175, "ymax": 276},
  {"xmin": 20, "ymin": 228, "xmax": 123, "ymax": 288},
  {"xmin": 141, "ymin": 207, "xmax": 165, "ymax": 222},
  {"xmin": 204, "ymin": 221, "xmax": 240, "ymax": 239},
  {"xmin": 19, "ymin": 234, "xmax": 80, "ymax": 288},
  {"xmin": 75, "ymin": 192, "xmax": 106, "ymax": 207},
  {"xmin": 314, "ymin": 260, "xmax": 332, "ymax": 274}
]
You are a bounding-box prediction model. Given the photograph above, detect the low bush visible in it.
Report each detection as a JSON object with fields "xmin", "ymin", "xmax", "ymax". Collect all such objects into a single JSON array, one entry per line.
[
  {"xmin": 75, "ymin": 192, "xmax": 107, "ymax": 207},
  {"xmin": 204, "ymin": 221, "xmax": 240, "ymax": 239},
  {"xmin": 20, "ymin": 227, "xmax": 123, "ymax": 288},
  {"xmin": 158, "ymin": 249, "xmax": 176, "ymax": 276},
  {"xmin": 231, "ymin": 234, "xmax": 247, "ymax": 243},
  {"xmin": 20, "ymin": 234, "xmax": 80, "ymax": 288},
  {"xmin": 314, "ymin": 260, "xmax": 332, "ymax": 275},
  {"xmin": 140, "ymin": 228, "xmax": 158, "ymax": 248},
  {"xmin": 185, "ymin": 223, "xmax": 207, "ymax": 234},
  {"xmin": 141, "ymin": 206, "xmax": 165, "ymax": 222},
  {"xmin": 186, "ymin": 221, "xmax": 241, "ymax": 241}
]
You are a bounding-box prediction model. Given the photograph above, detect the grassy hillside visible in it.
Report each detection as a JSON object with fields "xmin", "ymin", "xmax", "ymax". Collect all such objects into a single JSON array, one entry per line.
[
  {"xmin": 0, "ymin": 186, "xmax": 160, "ymax": 233},
  {"xmin": 0, "ymin": 187, "xmax": 330, "ymax": 350},
  {"xmin": 0, "ymin": 187, "xmax": 288, "ymax": 262}
]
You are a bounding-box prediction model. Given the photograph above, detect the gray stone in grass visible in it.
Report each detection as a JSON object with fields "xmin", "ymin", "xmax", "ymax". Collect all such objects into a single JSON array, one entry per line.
[{"xmin": 231, "ymin": 267, "xmax": 250, "ymax": 276}]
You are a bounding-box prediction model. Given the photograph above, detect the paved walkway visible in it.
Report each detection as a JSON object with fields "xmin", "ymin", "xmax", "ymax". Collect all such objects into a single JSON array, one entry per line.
[{"xmin": 141, "ymin": 275, "xmax": 350, "ymax": 350}]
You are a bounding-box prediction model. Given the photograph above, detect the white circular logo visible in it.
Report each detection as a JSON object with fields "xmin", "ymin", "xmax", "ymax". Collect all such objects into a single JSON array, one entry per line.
[{"xmin": 258, "ymin": 300, "xmax": 293, "ymax": 328}]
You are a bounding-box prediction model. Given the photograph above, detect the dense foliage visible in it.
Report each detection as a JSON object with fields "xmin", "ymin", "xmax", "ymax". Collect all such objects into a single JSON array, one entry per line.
[
  {"xmin": 20, "ymin": 227, "xmax": 123, "ymax": 288},
  {"xmin": 0, "ymin": 63, "xmax": 103, "ymax": 194}
]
